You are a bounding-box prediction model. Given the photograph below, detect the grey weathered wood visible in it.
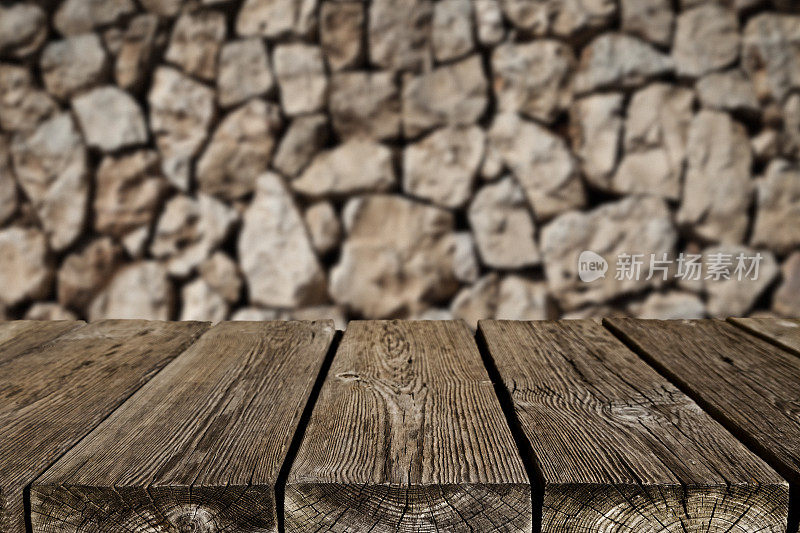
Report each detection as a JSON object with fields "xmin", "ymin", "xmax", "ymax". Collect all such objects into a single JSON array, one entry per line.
[
  {"xmin": 286, "ymin": 320, "xmax": 531, "ymax": 532},
  {"xmin": 729, "ymin": 317, "xmax": 800, "ymax": 358},
  {"xmin": 0, "ymin": 320, "xmax": 208, "ymax": 533},
  {"xmin": 607, "ymin": 318, "xmax": 800, "ymax": 528},
  {"xmin": 481, "ymin": 319, "xmax": 789, "ymax": 532},
  {"xmin": 31, "ymin": 320, "xmax": 336, "ymax": 533},
  {"xmin": 0, "ymin": 320, "xmax": 84, "ymax": 365}
]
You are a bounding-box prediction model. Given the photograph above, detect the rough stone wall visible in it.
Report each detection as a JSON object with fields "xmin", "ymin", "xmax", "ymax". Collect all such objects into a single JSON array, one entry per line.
[{"xmin": 1, "ymin": 0, "xmax": 799, "ymax": 328}]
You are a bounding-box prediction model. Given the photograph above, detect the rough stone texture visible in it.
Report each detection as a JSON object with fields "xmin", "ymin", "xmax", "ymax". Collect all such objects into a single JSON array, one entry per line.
[
  {"xmin": 701, "ymin": 244, "xmax": 779, "ymax": 317},
  {"xmin": 11, "ymin": 113, "xmax": 88, "ymax": 252},
  {"xmin": 149, "ymin": 67, "xmax": 216, "ymax": 191},
  {"xmin": 239, "ymin": 173, "xmax": 326, "ymax": 308},
  {"xmin": 492, "ymin": 41, "xmax": 574, "ymax": 124},
  {"xmin": 197, "ymin": 99, "xmax": 282, "ymax": 201},
  {"xmin": 89, "ymin": 261, "xmax": 173, "ymax": 320},
  {"xmin": 2, "ymin": 0, "xmax": 799, "ymax": 324},
  {"xmin": 468, "ymin": 177, "xmax": 541, "ymax": 269},
  {"xmin": 541, "ymin": 196, "xmax": 677, "ymax": 311},
  {"xmin": 751, "ymin": 160, "xmax": 800, "ymax": 254},
  {"xmin": 402, "ymin": 55, "xmax": 488, "ymax": 138},
  {"xmin": 0, "ymin": 227, "xmax": 51, "ymax": 306},
  {"xmin": 489, "ymin": 113, "xmax": 585, "ymax": 220},
  {"xmin": 72, "ymin": 86, "xmax": 148, "ymax": 152},
  {"xmin": 672, "ymin": 4, "xmax": 740, "ymax": 77},
  {"xmin": 678, "ymin": 110, "xmax": 753, "ymax": 244},
  {"xmin": 403, "ymin": 126, "xmax": 484, "ymax": 209},
  {"xmin": 329, "ymin": 72, "xmax": 401, "ymax": 141},
  {"xmin": 41, "ymin": 34, "xmax": 108, "ymax": 100},
  {"xmin": 293, "ymin": 139, "xmax": 395, "ymax": 197},
  {"xmin": 273, "ymin": 43, "xmax": 327, "ymax": 116}
]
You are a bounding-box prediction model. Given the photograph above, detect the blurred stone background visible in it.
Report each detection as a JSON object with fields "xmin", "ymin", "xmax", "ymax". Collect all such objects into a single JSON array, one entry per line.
[{"xmin": 0, "ymin": 0, "xmax": 799, "ymax": 328}]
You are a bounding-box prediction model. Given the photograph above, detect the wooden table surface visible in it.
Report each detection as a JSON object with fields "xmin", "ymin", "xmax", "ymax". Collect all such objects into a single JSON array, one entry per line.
[{"xmin": 0, "ymin": 318, "xmax": 796, "ymax": 532}]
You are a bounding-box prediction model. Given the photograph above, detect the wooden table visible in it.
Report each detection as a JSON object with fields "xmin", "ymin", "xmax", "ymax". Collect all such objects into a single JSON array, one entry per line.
[{"xmin": 0, "ymin": 319, "xmax": 796, "ymax": 532}]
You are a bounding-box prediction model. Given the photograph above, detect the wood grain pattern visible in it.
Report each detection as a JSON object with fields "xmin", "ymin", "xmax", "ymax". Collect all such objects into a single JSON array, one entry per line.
[
  {"xmin": 31, "ymin": 320, "xmax": 336, "ymax": 533},
  {"xmin": 286, "ymin": 320, "xmax": 531, "ymax": 532},
  {"xmin": 606, "ymin": 318, "xmax": 800, "ymax": 531},
  {"xmin": 729, "ymin": 317, "xmax": 800, "ymax": 357},
  {"xmin": 480, "ymin": 319, "xmax": 789, "ymax": 532},
  {"xmin": 0, "ymin": 320, "xmax": 84, "ymax": 365},
  {"xmin": 0, "ymin": 320, "xmax": 208, "ymax": 533}
]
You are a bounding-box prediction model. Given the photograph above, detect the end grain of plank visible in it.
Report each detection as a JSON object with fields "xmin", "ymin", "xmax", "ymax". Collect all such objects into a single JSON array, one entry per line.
[
  {"xmin": 480, "ymin": 320, "xmax": 789, "ymax": 532},
  {"xmin": 31, "ymin": 320, "xmax": 336, "ymax": 533},
  {"xmin": 728, "ymin": 317, "xmax": 800, "ymax": 357},
  {"xmin": 0, "ymin": 320, "xmax": 209, "ymax": 533},
  {"xmin": 286, "ymin": 320, "xmax": 531, "ymax": 532}
]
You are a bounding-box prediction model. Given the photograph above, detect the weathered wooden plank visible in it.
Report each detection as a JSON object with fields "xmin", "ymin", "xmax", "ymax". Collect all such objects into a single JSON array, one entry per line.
[
  {"xmin": 0, "ymin": 320, "xmax": 84, "ymax": 365},
  {"xmin": 729, "ymin": 317, "xmax": 800, "ymax": 357},
  {"xmin": 480, "ymin": 319, "xmax": 789, "ymax": 532},
  {"xmin": 286, "ymin": 320, "xmax": 531, "ymax": 532},
  {"xmin": 31, "ymin": 320, "xmax": 336, "ymax": 533},
  {"xmin": 606, "ymin": 318, "xmax": 800, "ymax": 529},
  {"xmin": 0, "ymin": 319, "xmax": 208, "ymax": 533}
]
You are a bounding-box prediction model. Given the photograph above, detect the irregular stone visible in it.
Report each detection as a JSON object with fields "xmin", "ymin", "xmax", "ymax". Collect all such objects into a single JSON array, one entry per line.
[
  {"xmin": 0, "ymin": 3, "xmax": 47, "ymax": 57},
  {"xmin": 451, "ymin": 274, "xmax": 498, "ymax": 329},
  {"xmin": 0, "ymin": 64, "xmax": 57, "ymax": 133},
  {"xmin": 293, "ymin": 139, "xmax": 395, "ymax": 197},
  {"xmin": 236, "ymin": 0, "xmax": 317, "ymax": 39},
  {"xmin": 752, "ymin": 129, "xmax": 780, "ymax": 161},
  {"xmin": 499, "ymin": 0, "xmax": 616, "ymax": 38},
  {"xmin": 198, "ymin": 251, "xmax": 242, "ymax": 304},
  {"xmin": 149, "ymin": 67, "xmax": 216, "ymax": 191},
  {"xmin": 25, "ymin": 303, "xmax": 78, "ymax": 321},
  {"xmin": 432, "ymin": 0, "xmax": 474, "ymax": 62},
  {"xmin": 480, "ymin": 144, "xmax": 504, "ymax": 181},
  {"xmin": 492, "ymin": 41, "xmax": 574, "ymax": 123},
  {"xmin": 89, "ymin": 261, "xmax": 173, "ymax": 320},
  {"xmin": 231, "ymin": 307, "xmax": 280, "ymax": 321},
  {"xmin": 54, "ymin": 0, "xmax": 136, "ymax": 36},
  {"xmin": 569, "ymin": 93, "xmax": 624, "ymax": 188},
  {"xmin": 678, "ymin": 110, "xmax": 753, "ymax": 244},
  {"xmin": 166, "ymin": 10, "xmax": 226, "ymax": 81},
  {"xmin": 116, "ymin": 14, "xmax": 160, "ymax": 90},
  {"xmin": 782, "ymin": 93, "xmax": 800, "ymax": 157},
  {"xmin": 0, "ymin": 136, "xmax": 17, "ymax": 224},
  {"xmin": 121, "ymin": 225, "xmax": 151, "ymax": 259},
  {"xmin": 489, "ymin": 113, "xmax": 585, "ymax": 220},
  {"xmin": 414, "ymin": 308, "xmax": 454, "ymax": 321},
  {"xmin": 672, "ymin": 4, "xmax": 740, "ymax": 77},
  {"xmin": 573, "ymin": 34, "xmax": 673, "ymax": 94},
  {"xmin": 496, "ymin": 276, "xmax": 549, "ymax": 321},
  {"xmin": 613, "ymin": 84, "xmax": 694, "ymax": 199},
  {"xmin": 629, "ymin": 291, "xmax": 705, "ymax": 319},
  {"xmin": 751, "ymin": 160, "xmax": 800, "ymax": 254},
  {"xmin": 139, "ymin": 0, "xmax": 181, "ymax": 18},
  {"xmin": 329, "ymin": 71, "xmax": 401, "ymax": 140},
  {"xmin": 773, "ymin": 252, "xmax": 800, "ymax": 317},
  {"xmin": 541, "ymin": 196, "xmax": 677, "ymax": 311},
  {"xmin": 94, "ymin": 150, "xmax": 166, "ymax": 239},
  {"xmin": 40, "ymin": 34, "xmax": 108, "ymax": 100},
  {"xmin": 620, "ymin": 0, "xmax": 674, "ymax": 46},
  {"xmin": 452, "ymin": 232, "xmax": 480, "ymax": 284},
  {"xmin": 369, "ymin": 0, "xmax": 433, "ymax": 71},
  {"xmin": 273, "ymin": 43, "xmax": 327, "ymax": 116},
  {"xmin": 11, "ymin": 113, "xmax": 88, "ymax": 251},
  {"xmin": 151, "ymin": 194, "xmax": 239, "ymax": 277},
  {"xmin": 468, "ymin": 177, "xmax": 540, "ymax": 269},
  {"xmin": 0, "ymin": 227, "xmax": 51, "ymax": 306},
  {"xmin": 743, "ymin": 14, "xmax": 800, "ymax": 102},
  {"xmin": 72, "ymin": 86, "xmax": 148, "ymax": 152},
  {"xmin": 403, "ymin": 126, "xmax": 484, "ymax": 209},
  {"xmin": 180, "ymin": 278, "xmax": 228, "ymax": 322},
  {"xmin": 474, "ymin": 0, "xmax": 505, "ymax": 46},
  {"xmin": 197, "ymin": 99, "xmax": 282, "ymax": 201},
  {"xmin": 331, "ymin": 195, "xmax": 463, "ymax": 318},
  {"xmin": 701, "ymin": 244, "xmax": 778, "ymax": 317},
  {"xmin": 304, "ymin": 201, "xmax": 341, "ymax": 255},
  {"xmin": 402, "ymin": 55, "xmax": 488, "ymax": 138},
  {"xmin": 273, "ymin": 114, "xmax": 328, "ymax": 178},
  {"xmin": 320, "ymin": 1, "xmax": 364, "ymax": 71},
  {"xmin": 696, "ymin": 70, "xmax": 759, "ymax": 113},
  {"xmin": 217, "ymin": 39, "xmax": 274, "ymax": 108},
  {"xmin": 57, "ymin": 237, "xmax": 122, "ymax": 311},
  {"xmin": 239, "ymin": 173, "xmax": 326, "ymax": 308}
]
